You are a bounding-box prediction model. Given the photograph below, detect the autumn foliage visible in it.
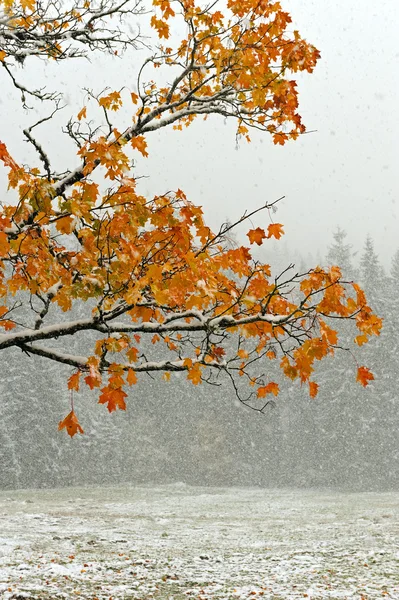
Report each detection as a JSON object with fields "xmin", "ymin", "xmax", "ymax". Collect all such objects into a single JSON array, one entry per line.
[{"xmin": 0, "ymin": 0, "xmax": 381, "ymax": 436}]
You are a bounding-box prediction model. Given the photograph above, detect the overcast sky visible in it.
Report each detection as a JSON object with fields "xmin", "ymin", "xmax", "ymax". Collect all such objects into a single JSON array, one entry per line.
[
  {"xmin": 139, "ymin": 0, "xmax": 398, "ymax": 267},
  {"xmin": 2, "ymin": 0, "xmax": 398, "ymax": 268}
]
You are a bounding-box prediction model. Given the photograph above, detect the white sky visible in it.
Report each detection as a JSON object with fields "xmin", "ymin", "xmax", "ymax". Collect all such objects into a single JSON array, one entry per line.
[
  {"xmin": 139, "ymin": 0, "xmax": 399, "ymax": 267},
  {"xmin": 2, "ymin": 0, "xmax": 398, "ymax": 268}
]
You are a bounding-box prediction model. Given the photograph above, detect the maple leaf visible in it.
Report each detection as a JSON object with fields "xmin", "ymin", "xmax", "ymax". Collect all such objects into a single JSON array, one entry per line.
[
  {"xmin": 187, "ymin": 363, "xmax": 202, "ymax": 385},
  {"xmin": 355, "ymin": 334, "xmax": 368, "ymax": 347},
  {"xmin": 257, "ymin": 382, "xmax": 279, "ymax": 398},
  {"xmin": 56, "ymin": 215, "xmax": 75, "ymax": 234},
  {"xmin": 84, "ymin": 374, "xmax": 102, "ymax": 389},
  {"xmin": 273, "ymin": 133, "xmax": 288, "ymax": 145},
  {"xmin": 127, "ymin": 368, "xmax": 137, "ymax": 385},
  {"xmin": 126, "ymin": 347, "xmax": 139, "ymax": 362},
  {"xmin": 98, "ymin": 386, "xmax": 127, "ymax": 412},
  {"xmin": 267, "ymin": 223, "xmax": 284, "ymax": 239},
  {"xmin": 0, "ymin": 232, "xmax": 9, "ymax": 257},
  {"xmin": 150, "ymin": 15, "xmax": 170, "ymax": 39},
  {"xmin": 212, "ymin": 346, "xmax": 226, "ymax": 360},
  {"xmin": 58, "ymin": 410, "xmax": 84, "ymax": 437},
  {"xmin": 68, "ymin": 371, "xmax": 81, "ymax": 391},
  {"xmin": 131, "ymin": 135, "xmax": 149, "ymax": 157},
  {"xmin": 0, "ymin": 142, "xmax": 18, "ymax": 171},
  {"xmin": 99, "ymin": 91, "xmax": 122, "ymax": 111},
  {"xmin": 356, "ymin": 366, "xmax": 374, "ymax": 387},
  {"xmin": 20, "ymin": 0, "xmax": 36, "ymax": 10},
  {"xmin": 247, "ymin": 227, "xmax": 266, "ymax": 246},
  {"xmin": 308, "ymin": 381, "xmax": 319, "ymax": 398},
  {"xmin": 0, "ymin": 0, "xmax": 381, "ymax": 436},
  {"xmin": 0, "ymin": 320, "xmax": 15, "ymax": 330},
  {"xmin": 77, "ymin": 106, "xmax": 87, "ymax": 121}
]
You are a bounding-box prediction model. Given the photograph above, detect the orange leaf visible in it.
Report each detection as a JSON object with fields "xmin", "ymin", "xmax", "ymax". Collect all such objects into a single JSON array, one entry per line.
[
  {"xmin": 68, "ymin": 371, "xmax": 81, "ymax": 391},
  {"xmin": 126, "ymin": 347, "xmax": 139, "ymax": 362},
  {"xmin": 77, "ymin": 106, "xmax": 87, "ymax": 121},
  {"xmin": 84, "ymin": 374, "xmax": 101, "ymax": 389},
  {"xmin": 56, "ymin": 215, "xmax": 75, "ymax": 234},
  {"xmin": 187, "ymin": 363, "xmax": 202, "ymax": 385},
  {"xmin": 257, "ymin": 382, "xmax": 279, "ymax": 398},
  {"xmin": 356, "ymin": 366, "xmax": 374, "ymax": 387},
  {"xmin": 58, "ymin": 410, "xmax": 84, "ymax": 437},
  {"xmin": 309, "ymin": 381, "xmax": 319, "ymax": 398},
  {"xmin": 131, "ymin": 135, "xmax": 149, "ymax": 157},
  {"xmin": 247, "ymin": 227, "xmax": 266, "ymax": 246},
  {"xmin": 99, "ymin": 386, "xmax": 127, "ymax": 412},
  {"xmin": 355, "ymin": 334, "xmax": 368, "ymax": 347},
  {"xmin": 127, "ymin": 368, "xmax": 137, "ymax": 385},
  {"xmin": 0, "ymin": 232, "xmax": 9, "ymax": 257},
  {"xmin": 150, "ymin": 15, "xmax": 170, "ymax": 39},
  {"xmin": 84, "ymin": 362, "xmax": 102, "ymax": 389},
  {"xmin": 267, "ymin": 223, "xmax": 284, "ymax": 239}
]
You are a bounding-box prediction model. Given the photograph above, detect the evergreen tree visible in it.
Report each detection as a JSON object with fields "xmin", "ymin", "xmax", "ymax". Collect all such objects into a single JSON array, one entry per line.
[
  {"xmin": 390, "ymin": 249, "xmax": 399, "ymax": 296},
  {"xmin": 326, "ymin": 227, "xmax": 357, "ymax": 279},
  {"xmin": 359, "ymin": 235, "xmax": 386, "ymax": 306}
]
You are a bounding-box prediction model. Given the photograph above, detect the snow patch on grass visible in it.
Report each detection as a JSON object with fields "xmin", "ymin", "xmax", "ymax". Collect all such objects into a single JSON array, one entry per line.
[{"xmin": 0, "ymin": 485, "xmax": 398, "ymax": 599}]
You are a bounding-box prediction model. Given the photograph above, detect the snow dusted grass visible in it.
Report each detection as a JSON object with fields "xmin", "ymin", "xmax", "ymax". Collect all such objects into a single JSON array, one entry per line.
[{"xmin": 0, "ymin": 485, "xmax": 398, "ymax": 599}]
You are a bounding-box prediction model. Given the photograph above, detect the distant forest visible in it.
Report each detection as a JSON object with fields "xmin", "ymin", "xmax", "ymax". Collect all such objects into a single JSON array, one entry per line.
[{"xmin": 1, "ymin": 229, "xmax": 398, "ymax": 490}]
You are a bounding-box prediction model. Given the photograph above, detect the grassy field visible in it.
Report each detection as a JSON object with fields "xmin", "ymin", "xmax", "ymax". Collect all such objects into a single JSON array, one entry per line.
[{"xmin": 0, "ymin": 485, "xmax": 398, "ymax": 599}]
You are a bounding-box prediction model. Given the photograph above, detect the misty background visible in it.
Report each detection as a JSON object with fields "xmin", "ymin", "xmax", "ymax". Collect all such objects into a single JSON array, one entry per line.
[
  {"xmin": 1, "ymin": 229, "xmax": 398, "ymax": 490},
  {"xmin": 0, "ymin": 0, "xmax": 398, "ymax": 491}
]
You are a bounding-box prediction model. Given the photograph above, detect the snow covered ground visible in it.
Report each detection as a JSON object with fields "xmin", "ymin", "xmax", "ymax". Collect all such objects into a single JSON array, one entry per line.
[{"xmin": 0, "ymin": 485, "xmax": 398, "ymax": 599}]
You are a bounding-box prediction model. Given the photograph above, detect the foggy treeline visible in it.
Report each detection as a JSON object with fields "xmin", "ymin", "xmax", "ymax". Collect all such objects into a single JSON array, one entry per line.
[{"xmin": 1, "ymin": 229, "xmax": 398, "ymax": 491}]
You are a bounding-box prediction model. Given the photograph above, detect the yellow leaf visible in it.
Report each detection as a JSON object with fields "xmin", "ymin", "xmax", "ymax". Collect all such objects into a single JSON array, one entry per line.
[
  {"xmin": 56, "ymin": 215, "xmax": 75, "ymax": 234},
  {"xmin": 20, "ymin": 0, "xmax": 36, "ymax": 11}
]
